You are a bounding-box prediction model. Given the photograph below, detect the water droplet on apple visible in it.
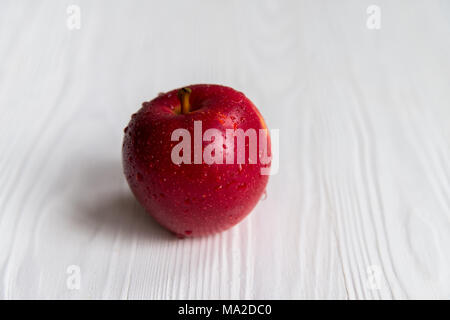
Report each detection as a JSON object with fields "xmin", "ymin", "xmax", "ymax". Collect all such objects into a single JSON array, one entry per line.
[
  {"xmin": 261, "ymin": 189, "xmax": 267, "ymax": 201},
  {"xmin": 237, "ymin": 183, "xmax": 246, "ymax": 190}
]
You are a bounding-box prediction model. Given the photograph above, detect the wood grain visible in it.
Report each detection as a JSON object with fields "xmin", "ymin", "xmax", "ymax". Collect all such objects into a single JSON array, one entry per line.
[{"xmin": 0, "ymin": 0, "xmax": 449, "ymax": 299}]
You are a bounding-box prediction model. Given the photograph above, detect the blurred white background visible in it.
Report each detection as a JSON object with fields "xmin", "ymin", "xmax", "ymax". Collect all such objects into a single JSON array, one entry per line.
[{"xmin": 0, "ymin": 0, "xmax": 450, "ymax": 299}]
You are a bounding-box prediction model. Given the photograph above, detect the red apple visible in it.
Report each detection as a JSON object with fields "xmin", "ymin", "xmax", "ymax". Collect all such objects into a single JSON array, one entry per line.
[{"xmin": 122, "ymin": 84, "xmax": 271, "ymax": 237}]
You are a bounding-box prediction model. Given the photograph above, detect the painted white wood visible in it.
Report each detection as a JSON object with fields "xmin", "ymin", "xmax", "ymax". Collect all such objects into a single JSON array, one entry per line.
[{"xmin": 0, "ymin": 0, "xmax": 449, "ymax": 299}]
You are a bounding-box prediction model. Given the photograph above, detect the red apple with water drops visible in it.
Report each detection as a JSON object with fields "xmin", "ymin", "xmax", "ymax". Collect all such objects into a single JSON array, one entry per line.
[{"xmin": 122, "ymin": 84, "xmax": 271, "ymax": 237}]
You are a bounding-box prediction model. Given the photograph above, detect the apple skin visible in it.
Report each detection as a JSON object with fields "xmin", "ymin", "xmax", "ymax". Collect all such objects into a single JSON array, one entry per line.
[{"xmin": 122, "ymin": 84, "xmax": 271, "ymax": 237}]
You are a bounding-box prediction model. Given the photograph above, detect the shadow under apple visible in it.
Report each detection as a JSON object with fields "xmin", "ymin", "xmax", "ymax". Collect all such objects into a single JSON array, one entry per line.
[{"xmin": 74, "ymin": 158, "xmax": 174, "ymax": 242}]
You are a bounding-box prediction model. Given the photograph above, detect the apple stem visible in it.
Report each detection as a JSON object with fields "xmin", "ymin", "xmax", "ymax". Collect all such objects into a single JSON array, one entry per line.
[{"xmin": 178, "ymin": 87, "xmax": 192, "ymax": 114}]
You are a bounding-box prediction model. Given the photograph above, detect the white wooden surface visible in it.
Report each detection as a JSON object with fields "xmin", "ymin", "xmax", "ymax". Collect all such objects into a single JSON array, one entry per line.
[{"xmin": 1, "ymin": 0, "xmax": 450, "ymax": 299}]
